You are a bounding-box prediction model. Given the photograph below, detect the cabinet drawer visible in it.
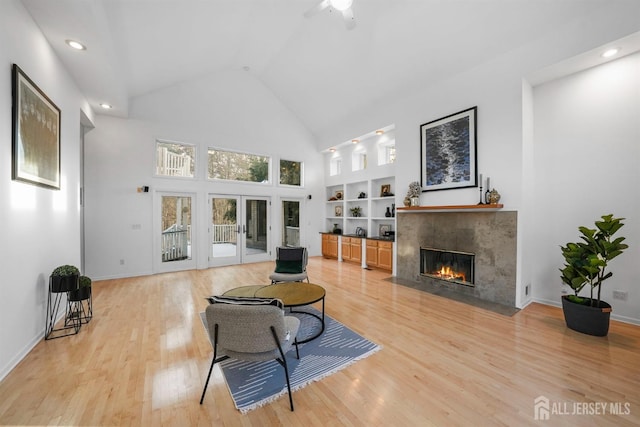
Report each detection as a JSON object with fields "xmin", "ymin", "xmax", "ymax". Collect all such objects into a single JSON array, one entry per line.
[
  {"xmin": 366, "ymin": 240, "xmax": 378, "ymax": 248},
  {"xmin": 378, "ymin": 241, "xmax": 393, "ymax": 250}
]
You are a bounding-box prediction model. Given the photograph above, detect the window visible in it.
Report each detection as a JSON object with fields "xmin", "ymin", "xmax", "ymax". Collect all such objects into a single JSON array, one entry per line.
[
  {"xmin": 330, "ymin": 157, "xmax": 342, "ymax": 176},
  {"xmin": 352, "ymin": 151, "xmax": 367, "ymax": 171},
  {"xmin": 377, "ymin": 141, "xmax": 396, "ymax": 166},
  {"xmin": 280, "ymin": 159, "xmax": 303, "ymax": 186},
  {"xmin": 208, "ymin": 148, "xmax": 271, "ymax": 183},
  {"xmin": 156, "ymin": 140, "xmax": 195, "ymax": 177}
]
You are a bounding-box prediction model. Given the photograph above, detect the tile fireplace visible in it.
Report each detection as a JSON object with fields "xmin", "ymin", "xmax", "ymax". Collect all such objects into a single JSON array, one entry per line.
[{"xmin": 397, "ymin": 209, "xmax": 517, "ymax": 307}]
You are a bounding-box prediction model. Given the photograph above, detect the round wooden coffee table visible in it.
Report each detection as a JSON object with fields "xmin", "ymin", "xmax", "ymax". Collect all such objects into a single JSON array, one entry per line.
[{"xmin": 223, "ymin": 282, "xmax": 326, "ymax": 343}]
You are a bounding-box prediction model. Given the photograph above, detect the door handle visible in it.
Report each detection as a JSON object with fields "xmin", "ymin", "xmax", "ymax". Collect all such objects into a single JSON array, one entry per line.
[
  {"xmin": 243, "ymin": 225, "xmax": 246, "ymax": 234},
  {"xmin": 236, "ymin": 225, "xmax": 241, "ymax": 234}
]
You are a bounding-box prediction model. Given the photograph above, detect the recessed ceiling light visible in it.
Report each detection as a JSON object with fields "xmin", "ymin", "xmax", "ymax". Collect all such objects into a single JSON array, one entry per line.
[
  {"xmin": 329, "ymin": 148, "xmax": 336, "ymax": 152},
  {"xmin": 375, "ymin": 130, "xmax": 384, "ymax": 135},
  {"xmin": 100, "ymin": 103, "xmax": 113, "ymax": 109},
  {"xmin": 329, "ymin": 0, "xmax": 353, "ymax": 11},
  {"xmin": 352, "ymin": 139, "xmax": 359, "ymax": 144},
  {"xmin": 602, "ymin": 48, "xmax": 619, "ymax": 58},
  {"xmin": 65, "ymin": 39, "xmax": 86, "ymax": 51}
]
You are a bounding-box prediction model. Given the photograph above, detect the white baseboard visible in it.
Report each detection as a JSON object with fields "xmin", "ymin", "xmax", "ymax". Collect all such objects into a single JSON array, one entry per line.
[{"xmin": 0, "ymin": 308, "xmax": 66, "ymax": 382}]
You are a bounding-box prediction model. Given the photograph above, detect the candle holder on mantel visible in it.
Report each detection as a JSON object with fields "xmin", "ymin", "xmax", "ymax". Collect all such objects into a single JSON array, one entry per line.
[{"xmin": 477, "ymin": 184, "xmax": 485, "ymax": 205}]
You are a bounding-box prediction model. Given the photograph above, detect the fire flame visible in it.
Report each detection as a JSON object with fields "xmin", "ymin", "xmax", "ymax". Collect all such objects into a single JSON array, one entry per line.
[{"xmin": 434, "ymin": 265, "xmax": 466, "ymax": 282}]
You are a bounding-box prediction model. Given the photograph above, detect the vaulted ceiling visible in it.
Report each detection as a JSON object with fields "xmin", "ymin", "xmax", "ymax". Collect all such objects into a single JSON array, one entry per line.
[{"xmin": 20, "ymin": 0, "xmax": 632, "ymax": 139}]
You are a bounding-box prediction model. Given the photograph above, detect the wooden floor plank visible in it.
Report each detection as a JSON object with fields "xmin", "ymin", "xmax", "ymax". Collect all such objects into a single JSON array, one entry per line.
[{"xmin": 1, "ymin": 257, "xmax": 639, "ymax": 426}]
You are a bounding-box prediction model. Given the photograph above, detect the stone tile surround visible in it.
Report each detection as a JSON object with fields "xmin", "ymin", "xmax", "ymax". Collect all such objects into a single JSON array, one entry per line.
[{"xmin": 396, "ymin": 210, "xmax": 517, "ymax": 307}]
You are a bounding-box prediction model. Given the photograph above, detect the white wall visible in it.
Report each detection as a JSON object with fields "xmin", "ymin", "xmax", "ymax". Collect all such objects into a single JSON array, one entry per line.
[
  {"xmin": 84, "ymin": 69, "xmax": 323, "ymax": 280},
  {"xmin": 0, "ymin": 0, "xmax": 93, "ymax": 380},
  {"xmin": 531, "ymin": 52, "xmax": 640, "ymax": 323},
  {"xmin": 313, "ymin": 3, "xmax": 640, "ymax": 313}
]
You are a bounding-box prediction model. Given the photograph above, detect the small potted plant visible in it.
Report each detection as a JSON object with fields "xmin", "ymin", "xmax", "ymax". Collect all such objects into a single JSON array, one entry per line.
[
  {"xmin": 404, "ymin": 181, "xmax": 421, "ymax": 206},
  {"xmin": 69, "ymin": 275, "xmax": 91, "ymax": 302},
  {"xmin": 50, "ymin": 265, "xmax": 80, "ymax": 293},
  {"xmin": 559, "ymin": 214, "xmax": 628, "ymax": 336},
  {"xmin": 350, "ymin": 206, "xmax": 362, "ymax": 217}
]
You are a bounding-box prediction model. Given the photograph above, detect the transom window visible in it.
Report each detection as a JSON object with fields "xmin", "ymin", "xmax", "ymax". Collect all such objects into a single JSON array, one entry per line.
[
  {"xmin": 279, "ymin": 159, "xmax": 303, "ymax": 187},
  {"xmin": 377, "ymin": 140, "xmax": 396, "ymax": 165},
  {"xmin": 330, "ymin": 157, "xmax": 342, "ymax": 176},
  {"xmin": 156, "ymin": 140, "xmax": 195, "ymax": 178},
  {"xmin": 208, "ymin": 148, "xmax": 271, "ymax": 184}
]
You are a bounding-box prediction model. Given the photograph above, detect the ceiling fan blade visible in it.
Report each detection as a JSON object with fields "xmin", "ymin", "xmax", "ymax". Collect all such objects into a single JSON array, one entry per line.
[
  {"xmin": 342, "ymin": 7, "xmax": 356, "ymax": 30},
  {"xmin": 304, "ymin": 0, "xmax": 331, "ymax": 18}
]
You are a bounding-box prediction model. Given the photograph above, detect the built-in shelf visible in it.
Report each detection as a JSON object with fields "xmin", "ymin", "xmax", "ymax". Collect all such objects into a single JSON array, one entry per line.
[{"xmin": 397, "ymin": 204, "xmax": 503, "ymax": 213}]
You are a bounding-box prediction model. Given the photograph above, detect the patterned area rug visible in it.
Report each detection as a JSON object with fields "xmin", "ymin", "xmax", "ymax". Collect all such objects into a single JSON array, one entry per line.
[{"xmin": 201, "ymin": 307, "xmax": 381, "ymax": 413}]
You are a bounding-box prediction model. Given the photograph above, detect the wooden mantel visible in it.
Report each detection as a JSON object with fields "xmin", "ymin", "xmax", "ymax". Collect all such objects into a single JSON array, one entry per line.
[{"xmin": 397, "ymin": 204, "xmax": 503, "ymax": 213}]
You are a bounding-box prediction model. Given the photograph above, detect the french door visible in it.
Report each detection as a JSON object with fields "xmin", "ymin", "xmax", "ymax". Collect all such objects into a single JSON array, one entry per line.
[
  {"xmin": 155, "ymin": 192, "xmax": 197, "ymax": 273},
  {"xmin": 209, "ymin": 195, "xmax": 271, "ymax": 267}
]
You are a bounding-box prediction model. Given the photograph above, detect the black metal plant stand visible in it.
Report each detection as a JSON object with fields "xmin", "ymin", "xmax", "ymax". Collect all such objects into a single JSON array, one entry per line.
[
  {"xmin": 45, "ymin": 277, "xmax": 81, "ymax": 340},
  {"xmin": 67, "ymin": 289, "xmax": 92, "ymax": 326}
]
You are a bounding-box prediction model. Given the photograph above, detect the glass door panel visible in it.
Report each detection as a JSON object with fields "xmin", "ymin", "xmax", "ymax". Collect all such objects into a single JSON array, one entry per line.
[
  {"xmin": 155, "ymin": 192, "xmax": 196, "ymax": 273},
  {"xmin": 282, "ymin": 200, "xmax": 300, "ymax": 247},
  {"xmin": 242, "ymin": 198, "xmax": 270, "ymax": 263},
  {"xmin": 210, "ymin": 195, "xmax": 241, "ymax": 267}
]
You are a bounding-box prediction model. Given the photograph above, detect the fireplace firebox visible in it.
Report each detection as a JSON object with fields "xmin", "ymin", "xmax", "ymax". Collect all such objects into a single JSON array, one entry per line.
[{"xmin": 420, "ymin": 247, "xmax": 475, "ymax": 287}]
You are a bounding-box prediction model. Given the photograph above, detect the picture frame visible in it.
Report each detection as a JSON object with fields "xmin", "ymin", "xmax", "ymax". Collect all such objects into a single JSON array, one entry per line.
[
  {"xmin": 379, "ymin": 224, "xmax": 391, "ymax": 236},
  {"xmin": 380, "ymin": 184, "xmax": 391, "ymax": 197},
  {"xmin": 335, "ymin": 190, "xmax": 343, "ymax": 200},
  {"xmin": 12, "ymin": 64, "xmax": 61, "ymax": 190},
  {"xmin": 420, "ymin": 106, "xmax": 477, "ymax": 192},
  {"xmin": 335, "ymin": 205, "xmax": 343, "ymax": 217}
]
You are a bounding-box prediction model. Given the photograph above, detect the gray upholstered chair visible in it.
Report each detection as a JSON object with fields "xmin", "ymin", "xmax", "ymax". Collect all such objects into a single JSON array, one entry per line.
[
  {"xmin": 199, "ymin": 300, "xmax": 301, "ymax": 411},
  {"xmin": 269, "ymin": 246, "xmax": 309, "ymax": 284}
]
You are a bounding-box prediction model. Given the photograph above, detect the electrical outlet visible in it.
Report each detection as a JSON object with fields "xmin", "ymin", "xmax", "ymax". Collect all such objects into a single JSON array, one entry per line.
[
  {"xmin": 525, "ymin": 284, "xmax": 530, "ymax": 296},
  {"xmin": 613, "ymin": 290, "xmax": 628, "ymax": 301}
]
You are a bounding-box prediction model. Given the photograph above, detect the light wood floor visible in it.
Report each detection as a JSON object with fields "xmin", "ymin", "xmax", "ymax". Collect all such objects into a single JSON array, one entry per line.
[{"xmin": 1, "ymin": 258, "xmax": 639, "ymax": 426}]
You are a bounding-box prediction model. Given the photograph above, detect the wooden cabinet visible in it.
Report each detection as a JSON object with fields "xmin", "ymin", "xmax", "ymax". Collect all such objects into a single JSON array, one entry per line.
[
  {"xmin": 366, "ymin": 239, "xmax": 393, "ymax": 272},
  {"xmin": 366, "ymin": 240, "xmax": 378, "ymax": 267},
  {"xmin": 377, "ymin": 241, "xmax": 393, "ymax": 271},
  {"xmin": 341, "ymin": 237, "xmax": 362, "ymax": 264},
  {"xmin": 322, "ymin": 234, "xmax": 338, "ymax": 259}
]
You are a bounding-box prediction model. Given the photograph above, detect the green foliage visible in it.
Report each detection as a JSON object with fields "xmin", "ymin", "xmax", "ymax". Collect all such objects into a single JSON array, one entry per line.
[
  {"xmin": 51, "ymin": 265, "xmax": 80, "ymax": 277},
  {"xmin": 79, "ymin": 275, "xmax": 92, "ymax": 288},
  {"xmin": 559, "ymin": 214, "xmax": 628, "ymax": 307},
  {"xmin": 280, "ymin": 160, "xmax": 301, "ymax": 186},
  {"xmin": 249, "ymin": 158, "xmax": 269, "ymax": 183}
]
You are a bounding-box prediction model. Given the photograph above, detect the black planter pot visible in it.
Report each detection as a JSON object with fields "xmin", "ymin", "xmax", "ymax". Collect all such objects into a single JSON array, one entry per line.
[
  {"xmin": 68, "ymin": 286, "xmax": 91, "ymax": 302},
  {"xmin": 561, "ymin": 295, "xmax": 612, "ymax": 337},
  {"xmin": 50, "ymin": 274, "xmax": 79, "ymax": 293}
]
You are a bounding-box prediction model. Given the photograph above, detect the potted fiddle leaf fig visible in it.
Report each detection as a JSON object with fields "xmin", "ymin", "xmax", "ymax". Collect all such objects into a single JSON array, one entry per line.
[
  {"xmin": 559, "ymin": 214, "xmax": 628, "ymax": 336},
  {"xmin": 50, "ymin": 265, "xmax": 80, "ymax": 293}
]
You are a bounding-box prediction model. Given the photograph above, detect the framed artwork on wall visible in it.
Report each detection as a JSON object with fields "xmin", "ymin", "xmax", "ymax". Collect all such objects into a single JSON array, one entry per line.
[
  {"xmin": 420, "ymin": 106, "xmax": 477, "ymax": 192},
  {"xmin": 12, "ymin": 64, "xmax": 61, "ymax": 190}
]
